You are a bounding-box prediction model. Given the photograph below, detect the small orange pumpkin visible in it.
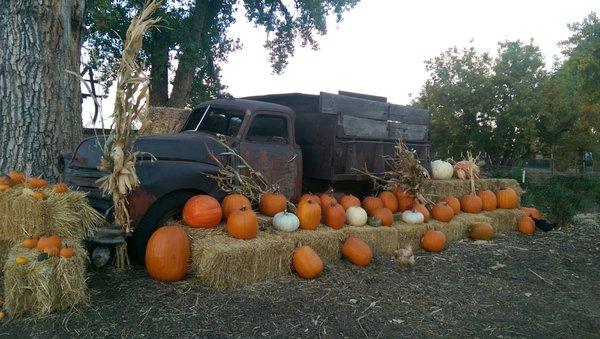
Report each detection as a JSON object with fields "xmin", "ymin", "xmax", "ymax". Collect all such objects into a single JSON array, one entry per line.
[
  {"xmin": 0, "ymin": 184, "xmax": 10, "ymax": 192},
  {"xmin": 444, "ymin": 196, "xmax": 461, "ymax": 214},
  {"xmin": 323, "ymin": 202, "xmax": 346, "ymax": 229},
  {"xmin": 260, "ymin": 191, "xmax": 287, "ymax": 217},
  {"xmin": 183, "ymin": 195, "xmax": 222, "ymax": 228},
  {"xmin": 52, "ymin": 183, "xmax": 69, "ymax": 193},
  {"xmin": 0, "ymin": 175, "xmax": 12, "ymax": 187},
  {"xmin": 227, "ymin": 206, "xmax": 259, "ymax": 240},
  {"xmin": 477, "ymin": 190, "xmax": 497, "ymax": 211},
  {"xmin": 521, "ymin": 207, "xmax": 541, "ymax": 220},
  {"xmin": 60, "ymin": 247, "xmax": 75, "ymax": 258},
  {"xmin": 413, "ymin": 204, "xmax": 430, "ymax": 223},
  {"xmin": 292, "ymin": 245, "xmax": 324, "ymax": 279},
  {"xmin": 397, "ymin": 193, "xmax": 415, "ymax": 212},
  {"xmin": 372, "ymin": 207, "xmax": 393, "ymax": 226},
  {"xmin": 378, "ymin": 191, "xmax": 398, "ymax": 213},
  {"xmin": 460, "ymin": 195, "xmax": 483, "ymax": 213},
  {"xmin": 297, "ymin": 199, "xmax": 322, "ymax": 230},
  {"xmin": 496, "ymin": 188, "xmax": 518, "ymax": 209},
  {"xmin": 26, "ymin": 177, "xmax": 48, "ymax": 189},
  {"xmin": 37, "ymin": 235, "xmax": 62, "ymax": 252},
  {"xmin": 432, "ymin": 202, "xmax": 454, "ymax": 222},
  {"xmin": 221, "ymin": 194, "xmax": 251, "ymax": 220},
  {"xmin": 8, "ymin": 171, "xmax": 25, "ymax": 184},
  {"xmin": 362, "ymin": 196, "xmax": 383, "ymax": 216},
  {"xmin": 470, "ymin": 222, "xmax": 494, "ymax": 240},
  {"xmin": 22, "ymin": 237, "xmax": 38, "ymax": 249},
  {"xmin": 145, "ymin": 225, "xmax": 190, "ymax": 282},
  {"xmin": 517, "ymin": 216, "xmax": 536, "ymax": 235},
  {"xmin": 420, "ymin": 229, "xmax": 446, "ymax": 253},
  {"xmin": 44, "ymin": 246, "xmax": 60, "ymax": 257},
  {"xmin": 32, "ymin": 191, "xmax": 46, "ymax": 201},
  {"xmin": 342, "ymin": 236, "xmax": 373, "ymax": 267},
  {"xmin": 340, "ymin": 194, "xmax": 361, "ymax": 210}
]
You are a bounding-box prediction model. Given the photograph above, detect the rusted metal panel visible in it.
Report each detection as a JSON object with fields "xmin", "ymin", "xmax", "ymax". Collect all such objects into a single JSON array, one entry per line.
[
  {"xmin": 320, "ymin": 91, "xmax": 390, "ymax": 120},
  {"xmin": 340, "ymin": 115, "xmax": 388, "ymax": 139},
  {"xmin": 389, "ymin": 122, "xmax": 429, "ymax": 142}
]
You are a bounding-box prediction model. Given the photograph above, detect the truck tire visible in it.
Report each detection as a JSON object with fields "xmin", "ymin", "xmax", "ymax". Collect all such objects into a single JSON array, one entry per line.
[{"xmin": 128, "ymin": 191, "xmax": 197, "ymax": 263}]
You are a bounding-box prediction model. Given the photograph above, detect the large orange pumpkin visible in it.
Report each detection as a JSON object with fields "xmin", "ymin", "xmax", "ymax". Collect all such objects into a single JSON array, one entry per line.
[
  {"xmin": 260, "ymin": 192, "xmax": 287, "ymax": 217},
  {"xmin": 8, "ymin": 171, "xmax": 25, "ymax": 184},
  {"xmin": 323, "ymin": 202, "xmax": 346, "ymax": 229},
  {"xmin": 372, "ymin": 207, "xmax": 393, "ymax": 226},
  {"xmin": 44, "ymin": 246, "xmax": 60, "ymax": 257},
  {"xmin": 460, "ymin": 195, "xmax": 483, "ymax": 213},
  {"xmin": 470, "ymin": 222, "xmax": 494, "ymax": 240},
  {"xmin": 496, "ymin": 188, "xmax": 518, "ymax": 209},
  {"xmin": 183, "ymin": 195, "xmax": 222, "ymax": 228},
  {"xmin": 26, "ymin": 177, "xmax": 48, "ymax": 189},
  {"xmin": 477, "ymin": 190, "xmax": 497, "ymax": 211},
  {"xmin": 413, "ymin": 204, "xmax": 430, "ymax": 223},
  {"xmin": 340, "ymin": 194, "xmax": 361, "ymax": 210},
  {"xmin": 397, "ymin": 193, "xmax": 415, "ymax": 212},
  {"xmin": 521, "ymin": 207, "xmax": 541, "ymax": 220},
  {"xmin": 145, "ymin": 225, "xmax": 190, "ymax": 282},
  {"xmin": 444, "ymin": 196, "xmax": 461, "ymax": 214},
  {"xmin": 517, "ymin": 216, "xmax": 536, "ymax": 235},
  {"xmin": 432, "ymin": 202, "xmax": 454, "ymax": 222},
  {"xmin": 221, "ymin": 194, "xmax": 251, "ymax": 220},
  {"xmin": 227, "ymin": 207, "xmax": 259, "ymax": 240},
  {"xmin": 292, "ymin": 245, "xmax": 324, "ymax": 279},
  {"xmin": 319, "ymin": 193, "xmax": 337, "ymax": 210},
  {"xmin": 342, "ymin": 236, "xmax": 373, "ymax": 267},
  {"xmin": 37, "ymin": 235, "xmax": 62, "ymax": 252},
  {"xmin": 420, "ymin": 229, "xmax": 446, "ymax": 253},
  {"xmin": 378, "ymin": 191, "xmax": 398, "ymax": 213},
  {"xmin": 362, "ymin": 196, "xmax": 383, "ymax": 216},
  {"xmin": 297, "ymin": 199, "xmax": 321, "ymax": 230},
  {"xmin": 392, "ymin": 187, "xmax": 405, "ymax": 202},
  {"xmin": 299, "ymin": 193, "xmax": 322, "ymax": 208}
]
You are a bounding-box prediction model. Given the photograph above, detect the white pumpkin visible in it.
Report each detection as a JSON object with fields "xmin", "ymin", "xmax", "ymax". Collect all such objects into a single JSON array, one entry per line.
[
  {"xmin": 402, "ymin": 210, "xmax": 425, "ymax": 224},
  {"xmin": 431, "ymin": 160, "xmax": 453, "ymax": 180},
  {"xmin": 273, "ymin": 211, "xmax": 300, "ymax": 232},
  {"xmin": 346, "ymin": 206, "xmax": 368, "ymax": 227}
]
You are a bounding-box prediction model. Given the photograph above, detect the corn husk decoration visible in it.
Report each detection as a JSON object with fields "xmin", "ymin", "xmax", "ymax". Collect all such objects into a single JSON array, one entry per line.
[{"xmin": 95, "ymin": 1, "xmax": 161, "ymax": 269}]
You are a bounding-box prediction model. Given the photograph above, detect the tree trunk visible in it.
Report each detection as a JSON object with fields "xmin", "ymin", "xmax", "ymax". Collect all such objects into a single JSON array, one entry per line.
[
  {"xmin": 148, "ymin": 30, "xmax": 170, "ymax": 107},
  {"xmin": 167, "ymin": 0, "xmax": 208, "ymax": 108},
  {"xmin": 0, "ymin": 0, "xmax": 84, "ymax": 179}
]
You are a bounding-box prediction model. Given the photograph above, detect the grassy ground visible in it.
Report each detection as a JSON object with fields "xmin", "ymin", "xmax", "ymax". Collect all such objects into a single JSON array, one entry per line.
[{"xmin": 1, "ymin": 214, "xmax": 599, "ymax": 338}]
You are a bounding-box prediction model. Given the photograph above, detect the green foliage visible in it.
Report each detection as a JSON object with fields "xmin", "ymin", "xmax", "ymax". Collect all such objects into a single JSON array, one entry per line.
[{"xmin": 524, "ymin": 174, "xmax": 600, "ymax": 227}]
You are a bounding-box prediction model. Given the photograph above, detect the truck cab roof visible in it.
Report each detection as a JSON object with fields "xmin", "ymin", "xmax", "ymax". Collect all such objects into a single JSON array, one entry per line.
[{"xmin": 200, "ymin": 98, "xmax": 295, "ymax": 117}]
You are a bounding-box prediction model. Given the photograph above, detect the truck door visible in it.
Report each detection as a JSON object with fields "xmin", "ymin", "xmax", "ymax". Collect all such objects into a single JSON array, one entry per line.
[{"xmin": 238, "ymin": 112, "xmax": 302, "ymax": 201}]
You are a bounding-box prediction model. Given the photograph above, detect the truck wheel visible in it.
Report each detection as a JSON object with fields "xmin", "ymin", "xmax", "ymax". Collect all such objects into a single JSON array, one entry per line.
[{"xmin": 128, "ymin": 191, "xmax": 197, "ymax": 263}]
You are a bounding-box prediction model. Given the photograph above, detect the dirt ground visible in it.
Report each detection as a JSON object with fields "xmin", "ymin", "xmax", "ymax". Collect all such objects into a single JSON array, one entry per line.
[{"xmin": 1, "ymin": 214, "xmax": 599, "ymax": 338}]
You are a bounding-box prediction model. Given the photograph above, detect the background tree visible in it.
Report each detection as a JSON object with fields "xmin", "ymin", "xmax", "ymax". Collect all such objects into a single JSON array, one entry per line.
[
  {"xmin": 0, "ymin": 0, "xmax": 85, "ymax": 178},
  {"xmin": 86, "ymin": 0, "xmax": 360, "ymax": 108}
]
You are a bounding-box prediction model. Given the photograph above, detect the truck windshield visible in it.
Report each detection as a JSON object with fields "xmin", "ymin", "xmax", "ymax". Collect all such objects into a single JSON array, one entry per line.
[{"xmin": 182, "ymin": 107, "xmax": 245, "ymax": 137}]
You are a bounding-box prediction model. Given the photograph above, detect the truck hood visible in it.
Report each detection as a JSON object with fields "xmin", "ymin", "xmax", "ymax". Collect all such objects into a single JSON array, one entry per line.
[{"xmin": 70, "ymin": 131, "xmax": 228, "ymax": 169}]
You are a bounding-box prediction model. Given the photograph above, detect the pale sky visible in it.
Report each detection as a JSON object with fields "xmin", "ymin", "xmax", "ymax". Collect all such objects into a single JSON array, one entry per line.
[{"xmin": 83, "ymin": 0, "xmax": 600, "ymax": 126}]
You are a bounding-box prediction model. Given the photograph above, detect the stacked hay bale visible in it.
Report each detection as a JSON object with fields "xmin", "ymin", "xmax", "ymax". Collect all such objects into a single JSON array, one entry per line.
[
  {"xmin": 138, "ymin": 106, "xmax": 191, "ymax": 135},
  {"xmin": 0, "ymin": 179, "xmax": 103, "ymax": 317}
]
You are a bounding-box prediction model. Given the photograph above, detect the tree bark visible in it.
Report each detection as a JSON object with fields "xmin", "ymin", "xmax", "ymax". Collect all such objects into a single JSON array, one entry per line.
[
  {"xmin": 148, "ymin": 30, "xmax": 170, "ymax": 107},
  {"xmin": 0, "ymin": 0, "xmax": 84, "ymax": 179},
  {"xmin": 167, "ymin": 0, "xmax": 208, "ymax": 108}
]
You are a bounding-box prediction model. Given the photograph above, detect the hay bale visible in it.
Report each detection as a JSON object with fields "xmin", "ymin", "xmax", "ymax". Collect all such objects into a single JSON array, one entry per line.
[
  {"xmin": 0, "ymin": 239, "xmax": 14, "ymax": 268},
  {"xmin": 285, "ymin": 226, "xmax": 344, "ymax": 263},
  {"xmin": 139, "ymin": 106, "xmax": 191, "ymax": 135},
  {"xmin": 341, "ymin": 226, "xmax": 401, "ymax": 254},
  {"xmin": 433, "ymin": 213, "xmax": 493, "ymax": 242},
  {"xmin": 0, "ymin": 186, "xmax": 48, "ymax": 238},
  {"xmin": 392, "ymin": 222, "xmax": 428, "ymax": 250},
  {"xmin": 46, "ymin": 190, "xmax": 104, "ymax": 240},
  {"xmin": 3, "ymin": 242, "xmax": 88, "ymax": 317},
  {"xmin": 482, "ymin": 209, "xmax": 524, "ymax": 233},
  {"xmin": 421, "ymin": 178, "xmax": 523, "ymax": 200}
]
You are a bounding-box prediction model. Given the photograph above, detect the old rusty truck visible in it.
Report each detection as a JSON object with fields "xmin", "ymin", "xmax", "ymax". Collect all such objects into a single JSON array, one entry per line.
[{"xmin": 62, "ymin": 91, "xmax": 430, "ymax": 261}]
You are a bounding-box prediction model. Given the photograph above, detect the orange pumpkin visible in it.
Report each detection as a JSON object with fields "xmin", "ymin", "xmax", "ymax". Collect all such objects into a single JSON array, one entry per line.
[
  {"xmin": 340, "ymin": 194, "xmax": 361, "ymax": 210},
  {"xmin": 221, "ymin": 194, "xmax": 251, "ymax": 220},
  {"xmin": 297, "ymin": 199, "xmax": 321, "ymax": 230},
  {"xmin": 44, "ymin": 246, "xmax": 60, "ymax": 257},
  {"xmin": 470, "ymin": 222, "xmax": 494, "ymax": 240},
  {"xmin": 37, "ymin": 235, "xmax": 62, "ymax": 252},
  {"xmin": 299, "ymin": 193, "xmax": 322, "ymax": 208},
  {"xmin": 413, "ymin": 204, "xmax": 430, "ymax": 223},
  {"xmin": 432, "ymin": 202, "xmax": 454, "ymax": 222},
  {"xmin": 52, "ymin": 183, "xmax": 69, "ymax": 193},
  {"xmin": 397, "ymin": 193, "xmax": 415, "ymax": 212},
  {"xmin": 0, "ymin": 175, "xmax": 12, "ymax": 187},
  {"xmin": 227, "ymin": 207, "xmax": 259, "ymax": 240},
  {"xmin": 22, "ymin": 237, "xmax": 38, "ymax": 249},
  {"xmin": 342, "ymin": 236, "xmax": 373, "ymax": 267},
  {"xmin": 8, "ymin": 171, "xmax": 25, "ymax": 184},
  {"xmin": 521, "ymin": 207, "xmax": 541, "ymax": 220},
  {"xmin": 392, "ymin": 187, "xmax": 405, "ymax": 202},
  {"xmin": 60, "ymin": 247, "xmax": 75, "ymax": 258},
  {"xmin": 319, "ymin": 193, "xmax": 337, "ymax": 210},
  {"xmin": 26, "ymin": 177, "xmax": 48, "ymax": 189},
  {"xmin": 0, "ymin": 184, "xmax": 10, "ymax": 192},
  {"xmin": 517, "ymin": 216, "xmax": 536, "ymax": 235},
  {"xmin": 183, "ymin": 195, "xmax": 222, "ymax": 228},
  {"xmin": 460, "ymin": 195, "xmax": 483, "ymax": 213},
  {"xmin": 32, "ymin": 191, "xmax": 46, "ymax": 201},
  {"xmin": 477, "ymin": 190, "xmax": 497, "ymax": 211},
  {"xmin": 292, "ymin": 245, "xmax": 324, "ymax": 279},
  {"xmin": 260, "ymin": 191, "xmax": 287, "ymax": 217},
  {"xmin": 372, "ymin": 207, "xmax": 393, "ymax": 226},
  {"xmin": 323, "ymin": 202, "xmax": 346, "ymax": 229},
  {"xmin": 378, "ymin": 191, "xmax": 398, "ymax": 213},
  {"xmin": 444, "ymin": 196, "xmax": 461, "ymax": 214},
  {"xmin": 145, "ymin": 225, "xmax": 190, "ymax": 282},
  {"xmin": 362, "ymin": 196, "xmax": 383, "ymax": 216},
  {"xmin": 420, "ymin": 229, "xmax": 446, "ymax": 253},
  {"xmin": 496, "ymin": 188, "xmax": 518, "ymax": 209}
]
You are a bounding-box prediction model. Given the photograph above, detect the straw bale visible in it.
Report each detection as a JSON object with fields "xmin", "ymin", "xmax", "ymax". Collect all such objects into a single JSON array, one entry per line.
[
  {"xmin": 0, "ymin": 239, "xmax": 14, "ymax": 268},
  {"xmin": 421, "ymin": 178, "xmax": 523, "ymax": 201},
  {"xmin": 285, "ymin": 226, "xmax": 344, "ymax": 263},
  {"xmin": 341, "ymin": 226, "xmax": 401, "ymax": 254},
  {"xmin": 139, "ymin": 106, "xmax": 191, "ymax": 135},
  {"xmin": 433, "ymin": 213, "xmax": 493, "ymax": 242},
  {"xmin": 482, "ymin": 209, "xmax": 524, "ymax": 233},
  {"xmin": 392, "ymin": 222, "xmax": 429, "ymax": 250}
]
